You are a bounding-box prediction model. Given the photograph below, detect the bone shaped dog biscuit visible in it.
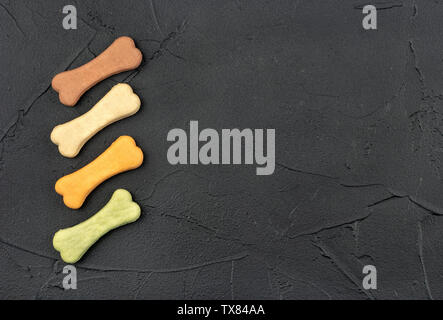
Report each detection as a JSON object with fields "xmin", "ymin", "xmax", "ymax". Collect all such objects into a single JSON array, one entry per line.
[
  {"xmin": 53, "ymin": 189, "xmax": 141, "ymax": 263},
  {"xmin": 51, "ymin": 83, "xmax": 140, "ymax": 158},
  {"xmin": 55, "ymin": 136, "xmax": 143, "ymax": 209},
  {"xmin": 52, "ymin": 36, "xmax": 142, "ymax": 106}
]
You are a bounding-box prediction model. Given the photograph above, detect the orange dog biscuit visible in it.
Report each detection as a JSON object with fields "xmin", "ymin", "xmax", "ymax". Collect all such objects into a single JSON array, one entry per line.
[
  {"xmin": 55, "ymin": 136, "xmax": 143, "ymax": 209},
  {"xmin": 52, "ymin": 36, "xmax": 143, "ymax": 106}
]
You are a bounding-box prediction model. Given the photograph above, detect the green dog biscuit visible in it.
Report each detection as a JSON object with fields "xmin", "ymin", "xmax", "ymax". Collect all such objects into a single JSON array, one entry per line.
[{"xmin": 53, "ymin": 189, "xmax": 141, "ymax": 263}]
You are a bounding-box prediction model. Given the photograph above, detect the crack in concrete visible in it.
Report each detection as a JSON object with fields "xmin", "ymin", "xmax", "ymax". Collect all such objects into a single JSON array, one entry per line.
[
  {"xmin": 148, "ymin": 0, "xmax": 163, "ymax": 37},
  {"xmin": 417, "ymin": 220, "xmax": 433, "ymax": 300},
  {"xmin": 0, "ymin": 2, "xmax": 25, "ymax": 37},
  {"xmin": 230, "ymin": 260, "xmax": 235, "ymax": 299},
  {"xmin": 277, "ymin": 162, "xmax": 443, "ymax": 217},
  {"xmin": 276, "ymin": 162, "xmax": 338, "ymax": 180},
  {"xmin": 122, "ymin": 20, "xmax": 188, "ymax": 85},
  {"xmin": 0, "ymin": 236, "xmax": 57, "ymax": 262},
  {"xmin": 354, "ymin": 1, "xmax": 403, "ymax": 11},
  {"xmin": 75, "ymin": 251, "xmax": 249, "ymax": 274},
  {"xmin": 287, "ymin": 210, "xmax": 373, "ymax": 240},
  {"xmin": 313, "ymin": 241, "xmax": 375, "ymax": 300},
  {"xmin": 0, "ymin": 29, "xmax": 97, "ymax": 178},
  {"xmin": 270, "ymin": 266, "xmax": 332, "ymax": 299}
]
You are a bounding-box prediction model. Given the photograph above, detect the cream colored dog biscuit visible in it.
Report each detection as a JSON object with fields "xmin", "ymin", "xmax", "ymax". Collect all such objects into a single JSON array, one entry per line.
[
  {"xmin": 51, "ymin": 83, "xmax": 141, "ymax": 158},
  {"xmin": 53, "ymin": 189, "xmax": 141, "ymax": 263},
  {"xmin": 52, "ymin": 36, "xmax": 143, "ymax": 106}
]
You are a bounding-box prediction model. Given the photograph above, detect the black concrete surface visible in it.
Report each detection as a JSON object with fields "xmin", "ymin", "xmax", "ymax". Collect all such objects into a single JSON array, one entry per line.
[{"xmin": 0, "ymin": 0, "xmax": 442, "ymax": 299}]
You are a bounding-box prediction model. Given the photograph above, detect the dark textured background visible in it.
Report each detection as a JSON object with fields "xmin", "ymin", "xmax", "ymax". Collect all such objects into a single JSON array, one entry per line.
[{"xmin": 1, "ymin": 0, "xmax": 442, "ymax": 300}]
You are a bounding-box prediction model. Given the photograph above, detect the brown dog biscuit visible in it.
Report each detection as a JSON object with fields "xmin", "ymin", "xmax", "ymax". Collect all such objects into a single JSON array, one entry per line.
[{"xmin": 52, "ymin": 36, "xmax": 142, "ymax": 106}]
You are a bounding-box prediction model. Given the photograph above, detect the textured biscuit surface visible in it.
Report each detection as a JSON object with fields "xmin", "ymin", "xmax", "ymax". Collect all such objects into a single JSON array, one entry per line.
[
  {"xmin": 55, "ymin": 136, "xmax": 144, "ymax": 209},
  {"xmin": 52, "ymin": 36, "xmax": 142, "ymax": 106},
  {"xmin": 53, "ymin": 189, "xmax": 141, "ymax": 264},
  {"xmin": 51, "ymin": 83, "xmax": 141, "ymax": 158}
]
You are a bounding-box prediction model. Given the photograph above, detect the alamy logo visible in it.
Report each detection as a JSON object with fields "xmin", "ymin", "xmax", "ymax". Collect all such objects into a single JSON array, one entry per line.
[
  {"xmin": 167, "ymin": 121, "xmax": 275, "ymax": 175},
  {"xmin": 362, "ymin": 265, "xmax": 377, "ymax": 290},
  {"xmin": 62, "ymin": 5, "xmax": 77, "ymax": 30},
  {"xmin": 62, "ymin": 265, "xmax": 77, "ymax": 290},
  {"xmin": 362, "ymin": 5, "xmax": 377, "ymax": 30}
]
